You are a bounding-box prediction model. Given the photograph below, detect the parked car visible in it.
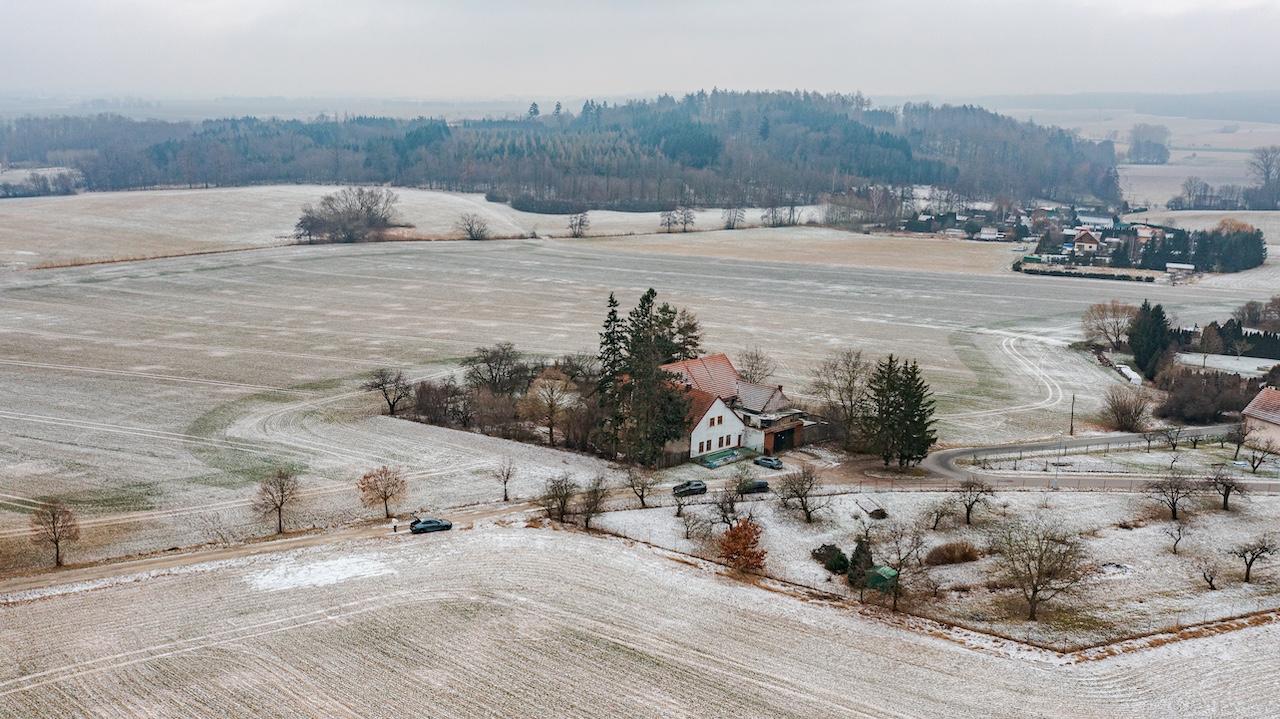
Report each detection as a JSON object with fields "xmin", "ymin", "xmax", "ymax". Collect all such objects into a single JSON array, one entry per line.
[
  {"xmin": 754, "ymin": 456, "xmax": 784, "ymax": 470},
  {"xmin": 672, "ymin": 480, "xmax": 707, "ymax": 497},
  {"xmin": 737, "ymin": 479, "xmax": 771, "ymax": 494},
  {"xmin": 409, "ymin": 517, "xmax": 453, "ymax": 534}
]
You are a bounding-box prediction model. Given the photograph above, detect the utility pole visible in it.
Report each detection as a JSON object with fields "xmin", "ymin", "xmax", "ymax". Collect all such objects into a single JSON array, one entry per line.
[{"xmin": 1069, "ymin": 393, "xmax": 1076, "ymax": 436}]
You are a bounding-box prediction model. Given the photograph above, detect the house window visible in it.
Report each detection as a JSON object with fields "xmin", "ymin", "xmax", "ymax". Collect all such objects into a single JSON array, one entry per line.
[
  {"xmin": 697, "ymin": 441, "xmax": 704, "ymax": 453},
  {"xmin": 736, "ymin": 434, "xmax": 741, "ymax": 446},
  {"xmin": 717, "ymin": 436, "xmax": 724, "ymax": 448}
]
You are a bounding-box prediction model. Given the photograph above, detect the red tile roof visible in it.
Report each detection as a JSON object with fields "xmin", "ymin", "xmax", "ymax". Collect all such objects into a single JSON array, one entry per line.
[
  {"xmin": 661, "ymin": 353, "xmax": 742, "ymax": 400},
  {"xmin": 1244, "ymin": 387, "xmax": 1280, "ymax": 426},
  {"xmin": 683, "ymin": 387, "xmax": 720, "ymax": 429}
]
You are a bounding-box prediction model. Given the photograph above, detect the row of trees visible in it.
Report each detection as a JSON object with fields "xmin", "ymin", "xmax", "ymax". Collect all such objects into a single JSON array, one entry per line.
[
  {"xmin": 1169, "ymin": 146, "xmax": 1280, "ymax": 210},
  {"xmin": 0, "ymin": 91, "xmax": 1120, "ymax": 207}
]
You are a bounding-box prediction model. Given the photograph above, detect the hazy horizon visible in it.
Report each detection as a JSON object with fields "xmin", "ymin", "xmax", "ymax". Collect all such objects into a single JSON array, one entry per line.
[{"xmin": 5, "ymin": 0, "xmax": 1280, "ymax": 102}]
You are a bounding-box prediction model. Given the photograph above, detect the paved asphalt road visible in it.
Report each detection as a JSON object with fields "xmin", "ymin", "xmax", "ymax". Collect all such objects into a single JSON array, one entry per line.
[{"xmin": 922, "ymin": 424, "xmax": 1238, "ymax": 483}]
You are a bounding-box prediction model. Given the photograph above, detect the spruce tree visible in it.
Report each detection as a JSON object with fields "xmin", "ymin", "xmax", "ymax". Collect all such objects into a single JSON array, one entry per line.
[
  {"xmin": 862, "ymin": 355, "xmax": 902, "ymax": 467},
  {"xmin": 596, "ymin": 293, "xmax": 625, "ymax": 455},
  {"xmin": 896, "ymin": 360, "xmax": 937, "ymax": 467}
]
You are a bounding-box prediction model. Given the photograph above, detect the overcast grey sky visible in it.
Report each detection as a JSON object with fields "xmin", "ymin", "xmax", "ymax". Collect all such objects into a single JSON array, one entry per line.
[{"xmin": 4, "ymin": 0, "xmax": 1279, "ymax": 100}]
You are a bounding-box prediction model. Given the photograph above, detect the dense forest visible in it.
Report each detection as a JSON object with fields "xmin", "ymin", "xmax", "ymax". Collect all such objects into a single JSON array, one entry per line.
[{"xmin": 0, "ymin": 90, "xmax": 1120, "ymax": 209}]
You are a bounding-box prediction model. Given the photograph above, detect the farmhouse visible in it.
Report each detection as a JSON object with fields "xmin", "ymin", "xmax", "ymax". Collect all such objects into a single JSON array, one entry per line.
[
  {"xmin": 661, "ymin": 353, "xmax": 821, "ymax": 460},
  {"xmin": 1243, "ymin": 387, "xmax": 1280, "ymax": 444}
]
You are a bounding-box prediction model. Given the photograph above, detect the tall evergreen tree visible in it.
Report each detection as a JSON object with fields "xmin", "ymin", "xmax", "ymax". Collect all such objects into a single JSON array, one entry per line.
[
  {"xmin": 896, "ymin": 360, "xmax": 937, "ymax": 467},
  {"xmin": 1129, "ymin": 300, "xmax": 1171, "ymax": 380},
  {"xmin": 608, "ymin": 289, "xmax": 692, "ymax": 466},
  {"xmin": 596, "ymin": 293, "xmax": 625, "ymax": 453},
  {"xmin": 862, "ymin": 355, "xmax": 902, "ymax": 467}
]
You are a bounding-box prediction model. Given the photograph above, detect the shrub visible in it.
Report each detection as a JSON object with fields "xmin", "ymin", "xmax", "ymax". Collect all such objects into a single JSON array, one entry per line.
[
  {"xmin": 811, "ymin": 544, "xmax": 849, "ymax": 574},
  {"xmin": 924, "ymin": 540, "xmax": 981, "ymax": 566}
]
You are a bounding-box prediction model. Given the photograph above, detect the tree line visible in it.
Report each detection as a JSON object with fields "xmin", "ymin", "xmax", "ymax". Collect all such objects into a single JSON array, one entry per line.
[{"xmin": 1, "ymin": 90, "xmax": 1119, "ymax": 208}]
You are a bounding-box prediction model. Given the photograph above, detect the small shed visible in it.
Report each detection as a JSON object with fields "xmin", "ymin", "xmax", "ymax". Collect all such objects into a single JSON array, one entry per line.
[{"xmin": 865, "ymin": 565, "xmax": 899, "ymax": 592}]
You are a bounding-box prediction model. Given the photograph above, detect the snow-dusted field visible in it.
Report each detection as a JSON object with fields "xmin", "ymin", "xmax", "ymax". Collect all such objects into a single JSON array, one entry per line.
[
  {"xmin": 0, "ymin": 185, "xmax": 800, "ymax": 269},
  {"xmin": 3, "ymin": 524, "xmax": 1280, "ymax": 717},
  {"xmin": 0, "ymin": 225, "xmax": 1269, "ymax": 569},
  {"xmin": 599, "ymin": 490, "xmax": 1280, "ymax": 648},
  {"xmin": 1177, "ymin": 352, "xmax": 1279, "ymax": 377}
]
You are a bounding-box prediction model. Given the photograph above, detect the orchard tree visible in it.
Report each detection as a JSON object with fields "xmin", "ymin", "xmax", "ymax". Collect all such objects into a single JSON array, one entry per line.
[
  {"xmin": 776, "ymin": 463, "xmax": 830, "ymax": 523},
  {"xmin": 1229, "ymin": 535, "xmax": 1277, "ymax": 583},
  {"xmin": 625, "ymin": 467, "xmax": 658, "ymax": 508},
  {"xmin": 1144, "ymin": 473, "xmax": 1198, "ymax": 520},
  {"xmin": 955, "ymin": 478, "xmax": 995, "ymax": 525},
  {"xmin": 576, "ymin": 475, "xmax": 609, "ymax": 529},
  {"xmin": 991, "ymin": 517, "xmax": 1094, "ymax": 620},
  {"xmin": 1204, "ymin": 466, "xmax": 1246, "ymax": 511}
]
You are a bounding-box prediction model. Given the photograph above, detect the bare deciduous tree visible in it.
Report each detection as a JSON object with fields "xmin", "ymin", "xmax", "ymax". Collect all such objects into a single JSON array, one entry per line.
[
  {"xmin": 873, "ymin": 520, "xmax": 925, "ymax": 611},
  {"xmin": 1160, "ymin": 426, "xmax": 1184, "ymax": 452},
  {"xmin": 1162, "ymin": 520, "xmax": 1190, "ymax": 555},
  {"xmin": 711, "ymin": 488, "xmax": 740, "ymax": 527},
  {"xmin": 362, "ymin": 368, "xmax": 413, "ymax": 415},
  {"xmin": 294, "ymin": 186, "xmax": 402, "ymax": 243},
  {"xmin": 193, "ymin": 511, "xmax": 234, "ymax": 548},
  {"xmin": 677, "ymin": 205, "xmax": 696, "ymax": 232},
  {"xmin": 776, "ymin": 464, "xmax": 830, "ymax": 523},
  {"xmin": 673, "ymin": 492, "xmax": 688, "ymax": 518},
  {"xmin": 29, "ymin": 501, "xmax": 80, "ymax": 567},
  {"xmin": 721, "ymin": 206, "xmax": 745, "ymax": 230},
  {"xmin": 254, "ymin": 469, "xmax": 302, "ymax": 535},
  {"xmin": 1204, "ymin": 466, "xmax": 1246, "ymax": 511},
  {"xmin": 681, "ymin": 510, "xmax": 712, "ymax": 540},
  {"xmin": 576, "ymin": 475, "xmax": 609, "ymax": 529},
  {"xmin": 1081, "ymin": 300, "xmax": 1138, "ymax": 351},
  {"xmin": 567, "ymin": 211, "xmax": 590, "ymax": 238},
  {"xmin": 492, "ymin": 458, "xmax": 516, "ymax": 502},
  {"xmin": 809, "ymin": 349, "xmax": 871, "ymax": 450},
  {"xmin": 357, "ymin": 465, "xmax": 407, "ymax": 518},
  {"xmin": 625, "ymin": 467, "xmax": 658, "ymax": 508},
  {"xmin": 1245, "ymin": 438, "xmax": 1278, "ymax": 475},
  {"xmin": 923, "ymin": 496, "xmax": 959, "ymax": 531},
  {"xmin": 991, "ymin": 517, "xmax": 1095, "ymax": 620},
  {"xmin": 1102, "ymin": 386, "xmax": 1150, "ymax": 433},
  {"xmin": 1194, "ymin": 555, "xmax": 1222, "ymax": 590},
  {"xmin": 1144, "ymin": 473, "xmax": 1198, "ymax": 521},
  {"xmin": 538, "ymin": 474, "xmax": 577, "ymax": 522},
  {"xmin": 456, "ymin": 212, "xmax": 491, "ymax": 240},
  {"xmin": 955, "ymin": 478, "xmax": 995, "ymax": 525},
  {"xmin": 518, "ymin": 370, "xmax": 575, "ymax": 447},
  {"xmin": 1228, "ymin": 535, "xmax": 1277, "ymax": 583},
  {"xmin": 1226, "ymin": 422, "xmax": 1255, "ymax": 460},
  {"xmin": 736, "ymin": 346, "xmax": 777, "ymax": 384}
]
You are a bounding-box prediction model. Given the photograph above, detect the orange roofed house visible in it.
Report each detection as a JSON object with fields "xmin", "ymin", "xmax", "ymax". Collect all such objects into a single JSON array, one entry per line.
[
  {"xmin": 660, "ymin": 353, "xmax": 824, "ymax": 462},
  {"xmin": 1243, "ymin": 387, "xmax": 1280, "ymax": 445}
]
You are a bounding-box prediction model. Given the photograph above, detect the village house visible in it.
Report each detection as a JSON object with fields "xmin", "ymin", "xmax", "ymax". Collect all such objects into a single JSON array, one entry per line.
[
  {"xmin": 1243, "ymin": 387, "xmax": 1280, "ymax": 445},
  {"xmin": 1072, "ymin": 228, "xmax": 1101, "ymax": 255},
  {"xmin": 660, "ymin": 353, "xmax": 822, "ymax": 462}
]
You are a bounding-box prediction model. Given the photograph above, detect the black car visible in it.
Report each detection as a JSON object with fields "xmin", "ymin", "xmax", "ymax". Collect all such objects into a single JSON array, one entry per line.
[
  {"xmin": 753, "ymin": 456, "xmax": 784, "ymax": 470},
  {"xmin": 409, "ymin": 518, "xmax": 453, "ymax": 534},
  {"xmin": 672, "ymin": 480, "xmax": 708, "ymax": 497},
  {"xmin": 737, "ymin": 479, "xmax": 771, "ymax": 494}
]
